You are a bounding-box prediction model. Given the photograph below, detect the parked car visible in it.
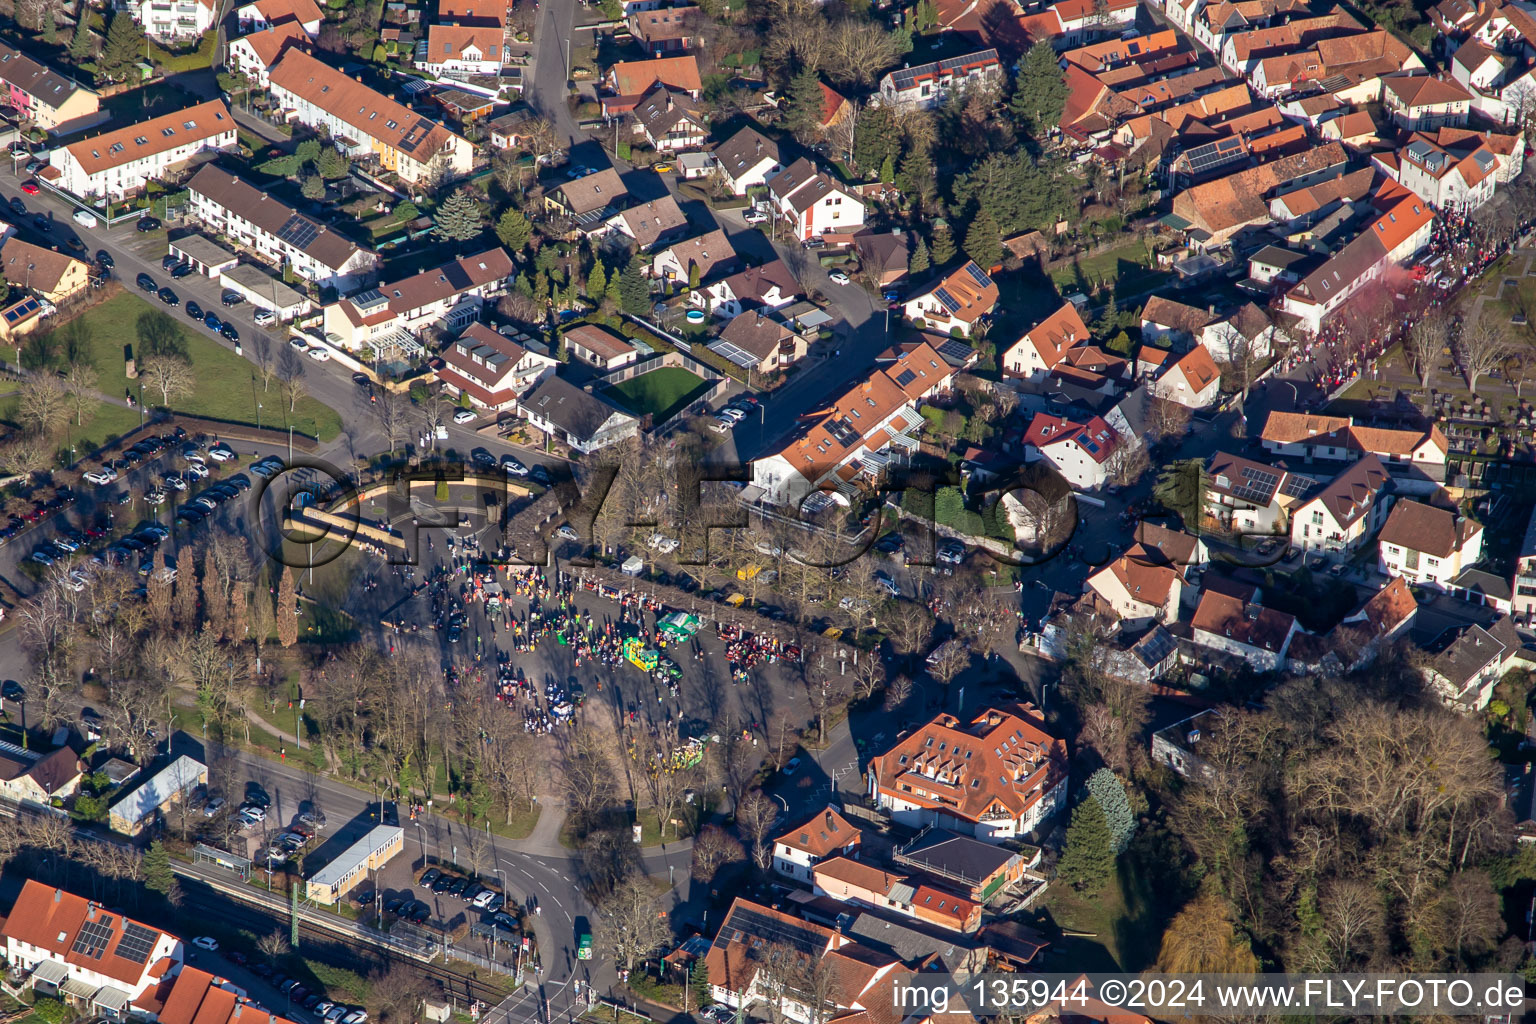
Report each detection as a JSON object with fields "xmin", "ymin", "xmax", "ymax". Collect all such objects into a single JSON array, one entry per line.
[
  {"xmin": 136, "ymin": 217, "xmax": 161, "ymax": 232},
  {"xmin": 192, "ymin": 936, "xmax": 218, "ymax": 952},
  {"xmin": 253, "ymin": 309, "xmax": 275, "ymax": 326},
  {"xmin": 453, "ymin": 409, "xmax": 476, "ymax": 424},
  {"xmin": 827, "ymin": 270, "xmax": 851, "ymax": 285},
  {"xmin": 186, "ymin": 301, "xmax": 204, "ymax": 322},
  {"xmin": 202, "ymin": 797, "xmax": 226, "ymax": 817},
  {"xmin": 157, "ymin": 287, "xmax": 179, "ymax": 307},
  {"xmin": 136, "ymin": 273, "xmax": 157, "ymax": 292}
]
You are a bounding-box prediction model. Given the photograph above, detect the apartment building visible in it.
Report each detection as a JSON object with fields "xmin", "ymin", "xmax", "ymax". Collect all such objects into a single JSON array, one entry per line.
[
  {"xmin": 226, "ymin": 22, "xmax": 311, "ymax": 88},
  {"xmin": 750, "ymin": 341, "xmax": 952, "ymax": 506},
  {"xmin": 866, "ymin": 706, "xmax": 1068, "ymax": 843},
  {"xmin": 322, "ymin": 248, "xmax": 512, "ymax": 350},
  {"xmin": 186, "ymin": 166, "xmax": 379, "ymax": 290},
  {"xmin": 0, "ymin": 40, "xmax": 101, "ymax": 132},
  {"xmin": 1085, "ymin": 545, "xmax": 1183, "ymax": 628},
  {"xmin": 1289, "ymin": 454, "xmax": 1393, "ymax": 553},
  {"xmin": 1259, "ymin": 409, "xmax": 1448, "ymax": 494},
  {"xmin": 235, "ymin": 0, "xmax": 324, "ymax": 34},
  {"xmin": 48, "ymin": 100, "xmax": 236, "ymax": 201},
  {"xmin": 435, "ymin": 323, "xmax": 557, "ymax": 410},
  {"xmin": 135, "ymin": 0, "xmax": 216, "ymax": 41},
  {"xmin": 875, "ymin": 49, "xmax": 1002, "ymax": 110},
  {"xmin": 267, "ymin": 50, "xmax": 473, "ymax": 185}
]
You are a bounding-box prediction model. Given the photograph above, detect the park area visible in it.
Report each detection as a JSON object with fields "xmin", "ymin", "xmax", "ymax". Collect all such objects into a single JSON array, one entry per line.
[
  {"xmin": 71, "ymin": 293, "xmax": 342, "ymax": 441},
  {"xmin": 603, "ymin": 366, "xmax": 710, "ymax": 422}
]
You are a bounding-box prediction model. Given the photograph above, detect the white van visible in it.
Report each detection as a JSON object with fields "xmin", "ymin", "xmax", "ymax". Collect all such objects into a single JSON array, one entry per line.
[{"xmin": 71, "ymin": 209, "xmax": 97, "ymax": 229}]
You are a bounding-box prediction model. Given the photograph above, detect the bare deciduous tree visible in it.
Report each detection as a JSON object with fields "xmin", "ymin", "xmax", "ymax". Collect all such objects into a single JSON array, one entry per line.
[
  {"xmin": 139, "ymin": 355, "xmax": 196, "ymax": 408},
  {"xmin": 1406, "ymin": 311, "xmax": 1450, "ymax": 388},
  {"xmin": 1455, "ymin": 310, "xmax": 1513, "ymax": 395},
  {"xmin": 736, "ymin": 789, "xmax": 779, "ymax": 869},
  {"xmin": 596, "ymin": 870, "xmax": 673, "ymax": 973}
]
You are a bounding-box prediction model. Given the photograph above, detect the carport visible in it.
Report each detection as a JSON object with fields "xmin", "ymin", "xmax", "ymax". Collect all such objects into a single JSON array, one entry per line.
[{"xmin": 168, "ymin": 235, "xmax": 239, "ymax": 278}]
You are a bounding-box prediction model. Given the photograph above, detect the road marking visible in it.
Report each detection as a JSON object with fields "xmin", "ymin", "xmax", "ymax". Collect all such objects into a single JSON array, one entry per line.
[{"xmin": 537, "ymin": 879, "xmax": 551, "ymax": 894}]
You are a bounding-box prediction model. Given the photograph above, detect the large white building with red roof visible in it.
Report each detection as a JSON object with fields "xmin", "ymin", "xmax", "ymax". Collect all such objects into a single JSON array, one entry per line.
[
  {"xmin": 866, "ymin": 705, "xmax": 1068, "ymax": 843},
  {"xmin": 3, "ymin": 880, "xmax": 182, "ymax": 1014}
]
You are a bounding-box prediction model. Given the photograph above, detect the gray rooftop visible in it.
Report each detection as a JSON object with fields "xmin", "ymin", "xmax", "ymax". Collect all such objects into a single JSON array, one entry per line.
[
  {"xmin": 108, "ymin": 755, "xmax": 205, "ymax": 826},
  {"xmin": 308, "ymin": 824, "xmax": 404, "ymax": 888}
]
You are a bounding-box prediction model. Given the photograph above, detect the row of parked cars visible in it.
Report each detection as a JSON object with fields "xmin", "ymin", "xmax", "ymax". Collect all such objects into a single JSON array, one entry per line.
[
  {"xmin": 709, "ymin": 393, "xmax": 760, "ymax": 433},
  {"xmin": 253, "ymin": 965, "xmax": 368, "ymax": 1024}
]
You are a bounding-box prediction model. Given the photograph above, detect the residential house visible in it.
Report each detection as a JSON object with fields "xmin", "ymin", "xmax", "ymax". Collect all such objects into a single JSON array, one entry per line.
[
  {"xmin": 892, "ymin": 827, "xmax": 1028, "ymax": 903},
  {"xmin": 1134, "ymin": 520, "xmax": 1209, "ymax": 570},
  {"xmin": 877, "ymin": 49, "xmax": 1002, "ymax": 110},
  {"xmin": 267, "ymin": 50, "xmax": 473, "ymax": 186},
  {"xmin": 1201, "ymin": 303, "xmax": 1277, "ymax": 362},
  {"xmin": 435, "ymin": 323, "xmax": 557, "ymax": 411},
  {"xmin": 900, "ymin": 261, "xmax": 998, "ymax": 338},
  {"xmin": 772, "ymin": 806, "xmax": 861, "ymax": 882},
  {"xmin": 227, "ymin": 22, "xmax": 311, "ymax": 89},
  {"xmin": 749, "ymin": 341, "xmax": 952, "ymax": 505},
  {"xmin": 1280, "ymin": 186, "xmax": 1434, "ymax": 334},
  {"xmin": 186, "ymin": 165, "xmax": 378, "ymax": 290},
  {"xmin": 1320, "ymin": 108, "xmax": 1380, "ymax": 146},
  {"xmin": 1382, "ymin": 72, "xmax": 1473, "ymax": 129},
  {"xmin": 1190, "ymin": 587, "xmax": 1299, "ymax": 671},
  {"xmin": 764, "ymin": 158, "xmax": 866, "ymax": 241},
  {"xmin": 853, "ymin": 230, "xmax": 910, "ymax": 287},
  {"xmin": 1151, "ymin": 346, "xmax": 1221, "ymax": 408},
  {"xmin": 1449, "ymin": 567, "xmax": 1513, "ymax": 615},
  {"xmin": 562, "ymin": 324, "xmax": 639, "ymax": 371},
  {"xmin": 1377, "ymin": 499, "xmax": 1483, "ymax": 587},
  {"xmin": 1085, "ymin": 544, "xmax": 1183, "ymax": 628},
  {"xmin": 627, "ymin": 5, "xmax": 698, "ymax": 54},
  {"xmin": 48, "ymin": 100, "xmax": 236, "ymax": 202},
  {"xmin": 1422, "ymin": 617, "xmax": 1521, "ymax": 710},
  {"xmin": 107, "ymin": 755, "xmax": 206, "ymax": 837},
  {"xmin": 486, "ymin": 104, "xmax": 536, "ymax": 149},
  {"xmin": 710, "ymin": 126, "xmax": 782, "ymax": 195},
  {"xmin": 603, "ymin": 55, "xmax": 702, "ymax": 116},
  {"xmin": 0, "ymin": 296, "xmax": 50, "ymax": 343},
  {"xmin": 701, "ymin": 260, "xmax": 801, "ymax": 319},
  {"xmin": 3, "ymin": 880, "xmax": 182, "ymax": 1014},
  {"xmin": 235, "ymin": 0, "xmax": 323, "ymax": 34},
  {"xmin": 604, "ymin": 195, "xmax": 689, "ymax": 251},
  {"xmin": 1001, "ymin": 302, "xmax": 1092, "ymax": 380},
  {"xmin": 1289, "ymin": 454, "xmax": 1392, "ymax": 553},
  {"xmin": 812, "ymin": 858, "xmax": 983, "ymax": 934},
  {"xmin": 138, "ymin": 966, "xmax": 302, "ymax": 1024},
  {"xmin": 705, "ymin": 899, "xmax": 917, "ymax": 1022},
  {"xmin": 517, "ymin": 375, "xmax": 639, "ymax": 453},
  {"xmin": 1205, "ymin": 450, "xmax": 1313, "ymax": 534},
  {"xmin": 1259, "ymin": 409, "xmax": 1448, "ymax": 494},
  {"xmin": 1248, "ymin": 245, "xmax": 1313, "ymax": 287},
  {"xmin": 135, "ymin": 0, "xmax": 216, "ymax": 42},
  {"xmin": 711, "ymin": 311, "xmax": 805, "ymax": 373},
  {"xmin": 816, "ymin": 82, "xmax": 854, "ymax": 133},
  {"xmin": 0, "ymin": 241, "xmax": 90, "ymax": 305},
  {"xmin": 631, "ymin": 87, "xmax": 706, "ymax": 152},
  {"xmin": 866, "ymin": 705, "xmax": 1068, "ymax": 843},
  {"xmin": 544, "ymin": 168, "xmax": 629, "ymax": 231},
  {"xmin": 651, "ymin": 229, "xmax": 738, "ymax": 287},
  {"xmin": 1022, "ymin": 412, "xmax": 1122, "ymax": 491},
  {"xmin": 1170, "ymin": 142, "xmax": 1348, "ymax": 243},
  {"xmin": 1139, "ymin": 296, "xmax": 1217, "ymax": 347},
  {"xmin": 0, "ymin": 746, "xmax": 83, "ymax": 808},
  {"xmin": 0, "ymin": 39, "xmax": 101, "ymax": 133},
  {"xmin": 1322, "ymin": 574, "xmax": 1419, "ymax": 670},
  {"xmin": 322, "ymin": 248, "xmax": 512, "ymax": 351},
  {"xmin": 421, "ymin": 24, "xmax": 504, "ymax": 76}
]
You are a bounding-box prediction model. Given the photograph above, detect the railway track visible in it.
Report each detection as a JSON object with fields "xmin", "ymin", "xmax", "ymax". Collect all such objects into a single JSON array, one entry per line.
[{"xmin": 176, "ymin": 872, "xmax": 516, "ymax": 1008}]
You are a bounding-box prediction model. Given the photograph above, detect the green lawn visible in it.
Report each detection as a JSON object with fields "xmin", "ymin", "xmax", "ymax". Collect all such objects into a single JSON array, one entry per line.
[
  {"xmin": 1041, "ymin": 856, "xmax": 1166, "ymax": 972},
  {"xmin": 0, "ymin": 398, "xmax": 141, "ymax": 463},
  {"xmin": 75, "ymin": 293, "xmax": 342, "ymax": 440},
  {"xmin": 1048, "ymin": 237, "xmax": 1169, "ymax": 295},
  {"xmin": 604, "ymin": 366, "xmax": 710, "ymax": 422}
]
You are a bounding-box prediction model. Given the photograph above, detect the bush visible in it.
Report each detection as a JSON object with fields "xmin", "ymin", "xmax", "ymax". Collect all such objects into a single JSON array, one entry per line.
[{"xmin": 31, "ymin": 998, "xmax": 69, "ymax": 1024}]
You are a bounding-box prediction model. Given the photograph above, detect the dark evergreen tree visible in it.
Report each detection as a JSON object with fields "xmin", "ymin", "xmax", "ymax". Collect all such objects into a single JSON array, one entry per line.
[
  {"xmin": 69, "ymin": 16, "xmax": 93, "ymax": 60},
  {"xmin": 1057, "ymin": 795, "xmax": 1116, "ymax": 893},
  {"xmin": 98, "ymin": 13, "xmax": 146, "ymax": 83},
  {"xmin": 929, "ymin": 220, "xmax": 956, "ymax": 267},
  {"xmin": 908, "ymin": 238, "xmax": 930, "ymax": 276},
  {"xmin": 1012, "ymin": 41, "xmax": 1069, "ymax": 136},
  {"xmin": 619, "ymin": 255, "xmax": 650, "ymax": 316},
  {"xmin": 781, "ymin": 67, "xmax": 826, "ymax": 143},
  {"xmin": 433, "ymin": 188, "xmax": 483, "ymax": 243},
  {"xmin": 963, "ymin": 208, "xmax": 1003, "ymax": 270}
]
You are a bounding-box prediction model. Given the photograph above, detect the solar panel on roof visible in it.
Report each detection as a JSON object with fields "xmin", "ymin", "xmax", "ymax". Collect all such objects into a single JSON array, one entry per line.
[
  {"xmin": 116, "ymin": 922, "xmax": 158, "ymax": 965},
  {"xmin": 933, "ymin": 287, "xmax": 960, "ymax": 313},
  {"xmin": 73, "ymin": 916, "xmax": 115, "ymax": 960},
  {"xmin": 1280, "ymin": 474, "xmax": 1315, "ymax": 498},
  {"xmin": 277, "ymin": 214, "xmax": 320, "ymax": 250},
  {"xmin": 963, "ymin": 262, "xmax": 992, "ymax": 288},
  {"xmin": 714, "ymin": 906, "xmax": 825, "ymax": 956},
  {"xmin": 894, "ymin": 369, "xmax": 917, "ymax": 387},
  {"xmin": 3, "ymin": 297, "xmax": 39, "ymax": 325}
]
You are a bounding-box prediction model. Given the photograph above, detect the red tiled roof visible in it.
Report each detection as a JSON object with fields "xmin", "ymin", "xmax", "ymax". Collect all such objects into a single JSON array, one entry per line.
[{"xmin": 1, "ymin": 881, "xmax": 171, "ymax": 988}]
